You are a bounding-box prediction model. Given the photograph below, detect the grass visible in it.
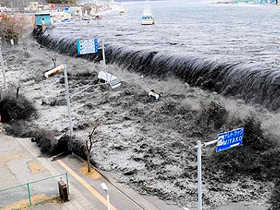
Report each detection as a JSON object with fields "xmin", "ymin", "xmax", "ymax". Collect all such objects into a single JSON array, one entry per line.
[
  {"xmin": 79, "ymin": 163, "xmax": 102, "ymax": 180},
  {"xmin": 2, "ymin": 194, "xmax": 59, "ymax": 210}
]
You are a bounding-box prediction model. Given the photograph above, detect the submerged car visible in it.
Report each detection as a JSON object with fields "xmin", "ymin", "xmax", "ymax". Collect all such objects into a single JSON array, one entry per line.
[{"xmin": 98, "ymin": 71, "xmax": 121, "ymax": 89}]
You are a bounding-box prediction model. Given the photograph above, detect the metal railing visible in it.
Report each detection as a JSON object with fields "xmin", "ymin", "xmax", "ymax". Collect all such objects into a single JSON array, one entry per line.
[{"xmin": 0, "ymin": 173, "xmax": 68, "ymax": 209}]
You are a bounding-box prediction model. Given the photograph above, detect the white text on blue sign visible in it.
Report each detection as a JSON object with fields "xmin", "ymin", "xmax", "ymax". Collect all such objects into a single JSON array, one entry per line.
[{"xmin": 216, "ymin": 128, "xmax": 244, "ymax": 152}]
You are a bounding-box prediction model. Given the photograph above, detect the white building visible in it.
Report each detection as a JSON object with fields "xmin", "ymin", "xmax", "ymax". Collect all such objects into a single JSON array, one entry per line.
[
  {"xmin": 68, "ymin": 7, "xmax": 83, "ymax": 18},
  {"xmin": 50, "ymin": 11, "xmax": 72, "ymax": 22},
  {"xmin": 0, "ymin": 4, "xmax": 8, "ymax": 13},
  {"xmin": 24, "ymin": 2, "xmax": 39, "ymax": 11}
]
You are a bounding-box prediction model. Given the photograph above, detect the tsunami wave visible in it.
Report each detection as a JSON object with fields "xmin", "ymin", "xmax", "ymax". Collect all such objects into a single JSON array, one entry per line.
[{"xmin": 33, "ymin": 28, "xmax": 280, "ymax": 111}]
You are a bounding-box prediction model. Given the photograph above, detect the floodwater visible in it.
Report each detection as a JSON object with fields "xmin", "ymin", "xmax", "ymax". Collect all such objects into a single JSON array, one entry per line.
[
  {"xmin": 50, "ymin": 1, "xmax": 280, "ymax": 66},
  {"xmin": 4, "ymin": 1, "xmax": 280, "ymax": 209},
  {"xmin": 42, "ymin": 1, "xmax": 280, "ymax": 111}
]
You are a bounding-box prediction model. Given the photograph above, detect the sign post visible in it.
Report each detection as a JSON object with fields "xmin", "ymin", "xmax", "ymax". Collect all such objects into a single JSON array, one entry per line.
[
  {"xmin": 194, "ymin": 127, "xmax": 244, "ymax": 210},
  {"xmin": 102, "ymin": 40, "xmax": 106, "ymax": 66}
]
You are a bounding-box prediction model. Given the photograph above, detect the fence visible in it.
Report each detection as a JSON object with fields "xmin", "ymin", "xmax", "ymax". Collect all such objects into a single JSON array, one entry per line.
[{"xmin": 0, "ymin": 173, "xmax": 68, "ymax": 210}]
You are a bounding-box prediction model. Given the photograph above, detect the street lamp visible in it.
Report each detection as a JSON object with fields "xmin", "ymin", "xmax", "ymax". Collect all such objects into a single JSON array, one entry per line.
[
  {"xmin": 101, "ymin": 182, "xmax": 110, "ymax": 210},
  {"xmin": 44, "ymin": 64, "xmax": 73, "ymax": 138},
  {"xmin": 0, "ymin": 37, "xmax": 7, "ymax": 91}
]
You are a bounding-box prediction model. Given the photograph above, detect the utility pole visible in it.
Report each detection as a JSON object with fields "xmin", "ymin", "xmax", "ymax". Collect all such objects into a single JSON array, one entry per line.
[
  {"xmin": 102, "ymin": 40, "xmax": 106, "ymax": 67},
  {"xmin": 44, "ymin": 64, "xmax": 73, "ymax": 138},
  {"xmin": 22, "ymin": 0, "xmax": 25, "ymax": 10},
  {"xmin": 0, "ymin": 38, "xmax": 7, "ymax": 92},
  {"xmin": 102, "ymin": 40, "xmax": 109, "ymax": 82},
  {"xmin": 63, "ymin": 65, "xmax": 73, "ymax": 138},
  {"xmin": 196, "ymin": 141, "xmax": 202, "ymax": 210}
]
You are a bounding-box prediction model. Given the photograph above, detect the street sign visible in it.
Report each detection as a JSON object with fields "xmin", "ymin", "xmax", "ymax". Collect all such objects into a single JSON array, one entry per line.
[
  {"xmin": 77, "ymin": 39, "xmax": 98, "ymax": 55},
  {"xmin": 194, "ymin": 127, "xmax": 244, "ymax": 209},
  {"xmin": 216, "ymin": 127, "xmax": 244, "ymax": 152}
]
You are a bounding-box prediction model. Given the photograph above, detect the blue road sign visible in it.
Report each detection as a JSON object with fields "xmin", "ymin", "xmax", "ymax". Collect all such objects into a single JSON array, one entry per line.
[
  {"xmin": 77, "ymin": 39, "xmax": 98, "ymax": 55},
  {"xmin": 216, "ymin": 128, "xmax": 244, "ymax": 152}
]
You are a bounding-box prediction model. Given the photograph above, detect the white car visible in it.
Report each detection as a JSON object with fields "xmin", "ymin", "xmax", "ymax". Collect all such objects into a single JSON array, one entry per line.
[{"xmin": 98, "ymin": 71, "xmax": 121, "ymax": 89}]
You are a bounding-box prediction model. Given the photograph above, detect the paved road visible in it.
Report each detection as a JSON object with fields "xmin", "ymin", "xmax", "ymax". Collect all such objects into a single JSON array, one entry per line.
[{"xmin": 0, "ymin": 134, "xmax": 185, "ymax": 210}]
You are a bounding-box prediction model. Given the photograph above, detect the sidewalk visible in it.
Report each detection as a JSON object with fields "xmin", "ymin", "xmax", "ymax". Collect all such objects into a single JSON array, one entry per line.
[
  {"xmin": 0, "ymin": 134, "xmax": 167, "ymax": 210},
  {"xmin": 0, "ymin": 134, "xmax": 95, "ymax": 210}
]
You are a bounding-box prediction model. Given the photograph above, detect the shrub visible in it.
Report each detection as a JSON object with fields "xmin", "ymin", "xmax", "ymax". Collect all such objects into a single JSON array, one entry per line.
[
  {"xmin": 5, "ymin": 121, "xmax": 70, "ymax": 156},
  {"xmin": 67, "ymin": 137, "xmax": 87, "ymax": 160},
  {"xmin": 206, "ymin": 115, "xmax": 276, "ymax": 181},
  {"xmin": 271, "ymin": 180, "xmax": 280, "ymax": 210},
  {"xmin": 198, "ymin": 100, "xmax": 228, "ymax": 129},
  {"xmin": 29, "ymin": 129, "xmax": 69, "ymax": 156},
  {"xmin": 30, "ymin": 129, "xmax": 58, "ymax": 155},
  {"xmin": 0, "ymin": 95, "xmax": 36, "ymax": 122},
  {"xmin": 260, "ymin": 148, "xmax": 280, "ymax": 180},
  {"xmin": 4, "ymin": 120, "xmax": 34, "ymax": 137},
  {"xmin": 242, "ymin": 115, "xmax": 271, "ymax": 151}
]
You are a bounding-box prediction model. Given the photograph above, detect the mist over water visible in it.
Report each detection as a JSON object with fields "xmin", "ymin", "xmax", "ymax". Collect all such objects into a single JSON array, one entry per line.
[{"xmin": 40, "ymin": 1, "xmax": 280, "ymax": 110}]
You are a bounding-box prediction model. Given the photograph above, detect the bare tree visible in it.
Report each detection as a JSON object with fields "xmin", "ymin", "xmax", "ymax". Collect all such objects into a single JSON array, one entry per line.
[
  {"xmin": 85, "ymin": 121, "xmax": 101, "ymax": 173},
  {"xmin": 0, "ymin": 15, "xmax": 34, "ymax": 44}
]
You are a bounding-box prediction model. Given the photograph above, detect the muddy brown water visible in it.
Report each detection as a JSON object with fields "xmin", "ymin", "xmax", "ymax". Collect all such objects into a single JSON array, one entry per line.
[{"xmin": 1, "ymin": 38, "xmax": 275, "ymax": 209}]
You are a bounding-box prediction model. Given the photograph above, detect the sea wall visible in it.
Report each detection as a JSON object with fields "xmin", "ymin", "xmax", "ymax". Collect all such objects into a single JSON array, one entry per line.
[{"xmin": 33, "ymin": 28, "xmax": 280, "ymax": 111}]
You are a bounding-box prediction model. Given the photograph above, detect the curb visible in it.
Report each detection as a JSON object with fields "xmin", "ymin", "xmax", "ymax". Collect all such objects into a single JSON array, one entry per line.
[{"xmin": 71, "ymin": 152, "xmax": 160, "ymax": 210}]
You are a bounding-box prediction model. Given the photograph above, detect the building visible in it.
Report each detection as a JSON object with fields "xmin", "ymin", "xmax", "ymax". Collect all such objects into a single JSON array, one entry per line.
[
  {"xmin": 68, "ymin": 7, "xmax": 83, "ymax": 18},
  {"xmin": 50, "ymin": 11, "xmax": 71, "ymax": 23},
  {"xmin": 35, "ymin": 13, "xmax": 52, "ymax": 25},
  {"xmin": 25, "ymin": 2, "xmax": 39, "ymax": 11},
  {"xmin": 0, "ymin": 6, "xmax": 8, "ymax": 12}
]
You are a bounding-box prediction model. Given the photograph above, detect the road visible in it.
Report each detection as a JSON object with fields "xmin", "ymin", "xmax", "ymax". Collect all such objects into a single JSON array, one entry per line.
[{"xmin": 0, "ymin": 133, "xmax": 186, "ymax": 210}]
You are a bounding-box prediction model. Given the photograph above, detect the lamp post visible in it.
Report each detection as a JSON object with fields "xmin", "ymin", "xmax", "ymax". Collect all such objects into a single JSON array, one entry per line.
[
  {"xmin": 101, "ymin": 183, "xmax": 110, "ymax": 210},
  {"xmin": 63, "ymin": 64, "xmax": 73, "ymax": 138},
  {"xmin": 0, "ymin": 38, "xmax": 7, "ymax": 91},
  {"xmin": 196, "ymin": 141, "xmax": 202, "ymax": 210},
  {"xmin": 44, "ymin": 64, "xmax": 73, "ymax": 138}
]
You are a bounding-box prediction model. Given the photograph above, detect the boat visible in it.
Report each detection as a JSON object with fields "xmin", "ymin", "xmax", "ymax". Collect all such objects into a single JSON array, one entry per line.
[
  {"xmin": 119, "ymin": 10, "xmax": 126, "ymax": 15},
  {"xmin": 141, "ymin": 8, "xmax": 155, "ymax": 25},
  {"xmin": 119, "ymin": 6, "xmax": 127, "ymax": 15}
]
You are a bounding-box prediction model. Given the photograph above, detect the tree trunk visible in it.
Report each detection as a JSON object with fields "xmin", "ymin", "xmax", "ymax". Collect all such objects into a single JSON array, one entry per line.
[
  {"xmin": 87, "ymin": 152, "xmax": 91, "ymax": 173},
  {"xmin": 16, "ymin": 87, "xmax": 20, "ymax": 98}
]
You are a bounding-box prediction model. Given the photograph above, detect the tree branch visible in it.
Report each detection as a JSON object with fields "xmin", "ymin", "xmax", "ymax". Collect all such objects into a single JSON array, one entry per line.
[{"xmin": 88, "ymin": 121, "xmax": 102, "ymax": 151}]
